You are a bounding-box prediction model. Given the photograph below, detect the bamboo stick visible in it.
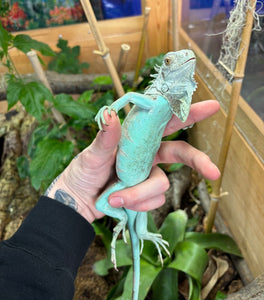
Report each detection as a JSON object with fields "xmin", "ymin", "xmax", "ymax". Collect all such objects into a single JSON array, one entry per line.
[
  {"xmin": 117, "ymin": 44, "xmax": 131, "ymax": 77},
  {"xmin": 133, "ymin": 6, "xmax": 151, "ymax": 87},
  {"xmin": 80, "ymin": 0, "xmax": 130, "ymax": 114},
  {"xmin": 205, "ymin": 0, "xmax": 257, "ymax": 233},
  {"xmin": 172, "ymin": 0, "xmax": 182, "ymax": 51}
]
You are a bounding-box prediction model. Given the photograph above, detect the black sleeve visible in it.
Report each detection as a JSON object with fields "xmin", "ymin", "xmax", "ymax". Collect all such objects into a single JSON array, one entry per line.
[{"xmin": 0, "ymin": 196, "xmax": 95, "ymax": 300}]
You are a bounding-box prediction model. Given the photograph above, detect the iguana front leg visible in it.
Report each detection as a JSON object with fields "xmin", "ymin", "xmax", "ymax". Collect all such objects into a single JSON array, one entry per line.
[{"xmin": 95, "ymin": 92, "xmax": 155, "ymax": 130}]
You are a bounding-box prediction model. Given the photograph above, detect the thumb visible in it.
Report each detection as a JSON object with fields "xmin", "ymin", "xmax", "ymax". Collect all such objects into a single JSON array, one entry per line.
[{"xmin": 90, "ymin": 110, "xmax": 121, "ymax": 156}]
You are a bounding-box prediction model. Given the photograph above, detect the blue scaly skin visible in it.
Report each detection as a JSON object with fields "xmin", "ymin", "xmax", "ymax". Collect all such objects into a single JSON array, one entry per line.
[{"xmin": 95, "ymin": 50, "xmax": 197, "ymax": 300}]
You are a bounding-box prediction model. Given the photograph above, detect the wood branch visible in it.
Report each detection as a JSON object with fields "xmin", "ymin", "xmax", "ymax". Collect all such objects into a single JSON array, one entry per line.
[{"xmin": 0, "ymin": 71, "xmax": 135, "ymax": 101}]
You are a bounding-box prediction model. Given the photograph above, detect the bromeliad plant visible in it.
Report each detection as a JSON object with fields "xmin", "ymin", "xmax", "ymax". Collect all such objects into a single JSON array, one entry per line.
[{"xmin": 94, "ymin": 210, "xmax": 242, "ymax": 300}]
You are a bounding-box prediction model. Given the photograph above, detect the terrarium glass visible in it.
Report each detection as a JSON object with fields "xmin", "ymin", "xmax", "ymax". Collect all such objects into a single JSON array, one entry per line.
[{"xmin": 182, "ymin": 0, "xmax": 264, "ymax": 120}]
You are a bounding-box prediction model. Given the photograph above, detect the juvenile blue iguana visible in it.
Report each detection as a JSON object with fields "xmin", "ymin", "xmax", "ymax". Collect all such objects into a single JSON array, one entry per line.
[{"xmin": 95, "ymin": 49, "xmax": 197, "ymax": 300}]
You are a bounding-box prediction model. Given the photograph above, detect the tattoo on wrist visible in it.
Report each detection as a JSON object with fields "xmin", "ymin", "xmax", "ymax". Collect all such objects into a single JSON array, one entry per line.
[{"xmin": 53, "ymin": 189, "xmax": 78, "ymax": 211}]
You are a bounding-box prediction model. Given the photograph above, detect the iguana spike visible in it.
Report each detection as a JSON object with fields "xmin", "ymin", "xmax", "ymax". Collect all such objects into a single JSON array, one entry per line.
[
  {"xmin": 154, "ymin": 64, "xmax": 160, "ymax": 72},
  {"xmin": 150, "ymin": 73, "xmax": 158, "ymax": 78}
]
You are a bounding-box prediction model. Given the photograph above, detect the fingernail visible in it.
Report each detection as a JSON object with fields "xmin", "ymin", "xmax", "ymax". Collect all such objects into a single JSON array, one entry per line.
[{"xmin": 109, "ymin": 196, "xmax": 124, "ymax": 207}]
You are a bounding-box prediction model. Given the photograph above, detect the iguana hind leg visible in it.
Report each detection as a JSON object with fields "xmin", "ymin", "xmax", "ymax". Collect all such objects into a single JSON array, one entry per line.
[
  {"xmin": 135, "ymin": 212, "xmax": 170, "ymax": 265},
  {"xmin": 96, "ymin": 181, "xmax": 128, "ymax": 270}
]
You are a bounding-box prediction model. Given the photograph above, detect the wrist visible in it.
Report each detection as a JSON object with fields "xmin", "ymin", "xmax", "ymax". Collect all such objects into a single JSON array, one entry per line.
[{"xmin": 44, "ymin": 174, "xmax": 96, "ymax": 224}]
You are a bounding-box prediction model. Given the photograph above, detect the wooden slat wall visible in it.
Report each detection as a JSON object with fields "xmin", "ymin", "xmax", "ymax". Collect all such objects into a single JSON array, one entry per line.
[
  {"xmin": 180, "ymin": 30, "xmax": 264, "ymax": 277},
  {"xmin": 4, "ymin": 17, "xmax": 144, "ymax": 75},
  {"xmin": 145, "ymin": 0, "xmax": 170, "ymax": 56}
]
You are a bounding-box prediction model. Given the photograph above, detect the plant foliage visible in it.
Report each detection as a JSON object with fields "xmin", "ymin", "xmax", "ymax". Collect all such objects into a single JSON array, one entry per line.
[
  {"xmin": 94, "ymin": 210, "xmax": 242, "ymax": 300},
  {"xmin": 48, "ymin": 38, "xmax": 89, "ymax": 74}
]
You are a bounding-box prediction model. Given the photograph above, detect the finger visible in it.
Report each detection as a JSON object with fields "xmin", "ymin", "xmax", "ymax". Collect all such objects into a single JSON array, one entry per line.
[
  {"xmin": 81, "ymin": 110, "xmax": 121, "ymax": 169},
  {"xmin": 123, "ymin": 195, "xmax": 166, "ymax": 211},
  {"xmin": 154, "ymin": 140, "xmax": 220, "ymax": 180},
  {"xmin": 108, "ymin": 166, "xmax": 169, "ymax": 208},
  {"xmin": 163, "ymin": 100, "xmax": 220, "ymax": 136},
  {"xmin": 92, "ymin": 110, "xmax": 121, "ymax": 152}
]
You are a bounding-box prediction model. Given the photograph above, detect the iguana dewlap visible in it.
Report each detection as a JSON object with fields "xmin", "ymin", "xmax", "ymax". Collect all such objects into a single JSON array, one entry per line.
[{"xmin": 95, "ymin": 50, "xmax": 197, "ymax": 300}]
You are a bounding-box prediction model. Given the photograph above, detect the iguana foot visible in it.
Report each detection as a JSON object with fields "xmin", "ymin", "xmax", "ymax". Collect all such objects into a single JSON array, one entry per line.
[
  {"xmin": 94, "ymin": 105, "xmax": 118, "ymax": 130},
  {"xmin": 94, "ymin": 105, "xmax": 110, "ymax": 130},
  {"xmin": 135, "ymin": 212, "xmax": 170, "ymax": 266},
  {"xmin": 111, "ymin": 216, "xmax": 128, "ymax": 270},
  {"xmin": 138, "ymin": 232, "xmax": 170, "ymax": 266}
]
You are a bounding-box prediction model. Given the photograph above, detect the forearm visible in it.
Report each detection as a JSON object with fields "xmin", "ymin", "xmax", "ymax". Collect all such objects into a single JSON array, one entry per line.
[{"xmin": 0, "ymin": 196, "xmax": 95, "ymax": 300}]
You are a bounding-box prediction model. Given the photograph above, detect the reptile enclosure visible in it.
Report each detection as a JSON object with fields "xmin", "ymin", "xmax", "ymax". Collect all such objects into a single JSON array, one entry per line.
[{"xmin": 1, "ymin": 0, "xmax": 264, "ymax": 284}]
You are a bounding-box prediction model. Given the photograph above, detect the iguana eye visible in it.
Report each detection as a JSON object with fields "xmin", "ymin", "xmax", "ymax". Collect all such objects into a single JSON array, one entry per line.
[{"xmin": 164, "ymin": 58, "xmax": 171, "ymax": 66}]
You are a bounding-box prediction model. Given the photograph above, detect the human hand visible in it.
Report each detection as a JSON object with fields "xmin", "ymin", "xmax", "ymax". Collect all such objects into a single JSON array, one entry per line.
[{"xmin": 45, "ymin": 100, "xmax": 220, "ymax": 223}]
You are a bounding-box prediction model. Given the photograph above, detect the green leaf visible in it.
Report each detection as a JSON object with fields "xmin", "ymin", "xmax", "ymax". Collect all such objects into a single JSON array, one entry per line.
[
  {"xmin": 93, "ymin": 91, "xmax": 114, "ymax": 109},
  {"xmin": 0, "ymin": 21, "xmax": 12, "ymax": 55},
  {"xmin": 27, "ymin": 121, "xmax": 50, "ymax": 157},
  {"xmin": 71, "ymin": 45, "xmax": 80, "ymax": 57},
  {"xmin": 6, "ymin": 79, "xmax": 22, "ymax": 109},
  {"xmin": 121, "ymin": 260, "xmax": 161, "ymax": 300},
  {"xmin": 188, "ymin": 275, "xmax": 201, "ymax": 300},
  {"xmin": 52, "ymin": 93, "xmax": 96, "ymax": 120},
  {"xmin": 7, "ymin": 80, "xmax": 53, "ymax": 120},
  {"xmin": 13, "ymin": 34, "xmax": 55, "ymax": 56},
  {"xmin": 115, "ymin": 239, "xmax": 133, "ymax": 267},
  {"xmin": 215, "ymin": 291, "xmax": 227, "ymax": 299},
  {"xmin": 77, "ymin": 90, "xmax": 94, "ymax": 104},
  {"xmin": 140, "ymin": 53, "xmax": 164, "ymax": 75},
  {"xmin": 29, "ymin": 139, "xmax": 74, "ymax": 190},
  {"xmin": 169, "ymin": 241, "xmax": 208, "ymax": 283},
  {"xmin": 162, "ymin": 130, "xmax": 183, "ymax": 141},
  {"xmin": 148, "ymin": 212, "xmax": 159, "ymax": 232},
  {"xmin": 94, "ymin": 239, "xmax": 132, "ymax": 276},
  {"xmin": 107, "ymin": 268, "xmax": 129, "ymax": 300},
  {"xmin": 48, "ymin": 38, "xmax": 89, "ymax": 74},
  {"xmin": 92, "ymin": 220, "xmax": 112, "ymax": 249},
  {"xmin": 184, "ymin": 232, "xmax": 242, "ymax": 257},
  {"xmin": 93, "ymin": 75, "xmax": 113, "ymax": 86},
  {"xmin": 186, "ymin": 216, "xmax": 199, "ymax": 232},
  {"xmin": 80, "ymin": 62, "xmax": 90, "ymax": 69},
  {"xmin": 57, "ymin": 38, "xmax": 68, "ymax": 51},
  {"xmin": 166, "ymin": 163, "xmax": 184, "ymax": 172},
  {"xmin": 159, "ymin": 210, "xmax": 188, "ymax": 254},
  {"xmin": 152, "ymin": 268, "xmax": 178, "ymax": 300},
  {"xmin": 16, "ymin": 156, "xmax": 30, "ymax": 179},
  {"xmin": 20, "ymin": 82, "xmax": 53, "ymax": 120},
  {"xmin": 94, "ymin": 257, "xmax": 113, "ymax": 276},
  {"xmin": 140, "ymin": 213, "xmax": 161, "ymax": 265}
]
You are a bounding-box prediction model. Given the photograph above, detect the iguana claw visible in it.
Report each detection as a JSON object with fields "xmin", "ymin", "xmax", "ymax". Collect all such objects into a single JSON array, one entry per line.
[
  {"xmin": 111, "ymin": 216, "xmax": 128, "ymax": 270},
  {"xmin": 138, "ymin": 232, "xmax": 170, "ymax": 266},
  {"xmin": 95, "ymin": 106, "xmax": 119, "ymax": 130},
  {"xmin": 95, "ymin": 105, "xmax": 111, "ymax": 130}
]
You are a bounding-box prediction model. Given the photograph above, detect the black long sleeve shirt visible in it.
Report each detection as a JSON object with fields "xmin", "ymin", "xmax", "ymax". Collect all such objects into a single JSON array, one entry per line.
[{"xmin": 0, "ymin": 196, "xmax": 95, "ymax": 300}]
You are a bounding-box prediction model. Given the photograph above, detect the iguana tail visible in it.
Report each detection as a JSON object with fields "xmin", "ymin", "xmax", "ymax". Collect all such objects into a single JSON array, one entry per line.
[{"xmin": 127, "ymin": 211, "xmax": 140, "ymax": 300}]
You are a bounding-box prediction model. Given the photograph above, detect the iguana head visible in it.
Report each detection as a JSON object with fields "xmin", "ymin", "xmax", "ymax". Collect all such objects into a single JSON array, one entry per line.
[{"xmin": 146, "ymin": 49, "xmax": 197, "ymax": 122}]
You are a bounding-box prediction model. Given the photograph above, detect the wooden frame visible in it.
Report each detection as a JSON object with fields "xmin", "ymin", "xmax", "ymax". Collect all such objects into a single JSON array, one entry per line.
[{"xmin": 178, "ymin": 28, "xmax": 264, "ymax": 277}]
